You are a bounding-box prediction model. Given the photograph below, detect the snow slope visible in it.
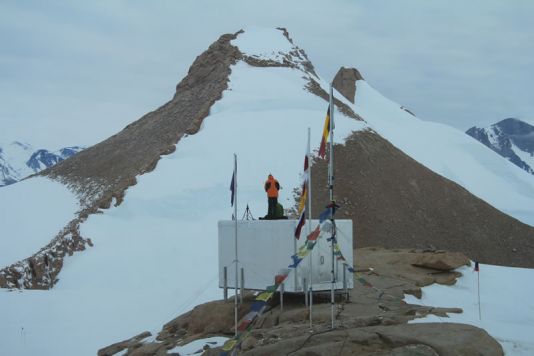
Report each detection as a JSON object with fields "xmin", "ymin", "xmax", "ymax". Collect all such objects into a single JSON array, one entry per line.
[
  {"xmin": 0, "ymin": 29, "xmax": 364, "ymax": 356},
  {"xmin": 405, "ymin": 264, "xmax": 534, "ymax": 355},
  {"xmin": 353, "ymin": 81, "xmax": 534, "ymax": 226},
  {"xmin": 2, "ymin": 27, "xmax": 533, "ymax": 355},
  {"xmin": 0, "ymin": 177, "xmax": 79, "ymax": 267}
]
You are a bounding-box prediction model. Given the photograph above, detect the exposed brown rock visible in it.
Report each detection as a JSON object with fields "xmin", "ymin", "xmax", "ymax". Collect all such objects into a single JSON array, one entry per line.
[
  {"xmin": 411, "ymin": 252, "xmax": 469, "ymax": 271},
  {"xmin": 97, "ymin": 331, "xmax": 151, "ymax": 356},
  {"xmin": 310, "ymin": 130, "xmax": 534, "ymax": 268},
  {"xmin": 2, "ymin": 30, "xmax": 245, "ymax": 289},
  {"xmin": 101, "ymin": 248, "xmax": 486, "ymax": 356},
  {"xmin": 305, "ymin": 78, "xmax": 363, "ymax": 121},
  {"xmin": 332, "ymin": 66, "xmax": 364, "ymax": 103},
  {"xmin": 42, "ymin": 31, "xmax": 243, "ymax": 208},
  {"xmin": 158, "ymin": 296, "xmax": 255, "ymax": 343},
  {"xmin": 0, "ymin": 221, "xmax": 91, "ymax": 289},
  {"xmin": 240, "ymin": 323, "xmax": 502, "ymax": 356}
]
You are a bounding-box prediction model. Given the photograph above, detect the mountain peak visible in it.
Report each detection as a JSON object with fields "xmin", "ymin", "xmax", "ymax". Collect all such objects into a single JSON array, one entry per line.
[
  {"xmin": 232, "ymin": 27, "xmax": 318, "ymax": 77},
  {"xmin": 466, "ymin": 117, "xmax": 534, "ymax": 175},
  {"xmin": 494, "ymin": 117, "xmax": 534, "ymax": 135}
]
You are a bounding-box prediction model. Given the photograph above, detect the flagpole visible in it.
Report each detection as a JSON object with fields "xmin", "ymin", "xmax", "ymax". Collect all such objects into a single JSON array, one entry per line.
[
  {"xmin": 477, "ymin": 263, "xmax": 481, "ymax": 321},
  {"xmin": 233, "ymin": 153, "xmax": 238, "ymax": 337},
  {"xmin": 329, "ymin": 84, "xmax": 335, "ymax": 330},
  {"xmin": 307, "ymin": 127, "xmax": 313, "ymax": 329}
]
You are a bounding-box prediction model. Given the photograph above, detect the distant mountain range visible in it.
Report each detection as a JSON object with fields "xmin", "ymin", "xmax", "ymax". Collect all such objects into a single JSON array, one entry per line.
[
  {"xmin": 0, "ymin": 142, "xmax": 83, "ymax": 186},
  {"xmin": 466, "ymin": 118, "xmax": 534, "ymax": 175}
]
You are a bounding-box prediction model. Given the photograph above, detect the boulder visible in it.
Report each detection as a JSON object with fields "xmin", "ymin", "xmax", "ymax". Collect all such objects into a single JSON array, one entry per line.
[{"xmin": 411, "ymin": 252, "xmax": 470, "ymax": 271}]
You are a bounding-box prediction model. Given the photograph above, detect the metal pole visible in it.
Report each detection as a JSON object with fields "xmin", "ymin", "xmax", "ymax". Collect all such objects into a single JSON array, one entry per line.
[
  {"xmin": 307, "ymin": 127, "xmax": 313, "ymax": 329},
  {"xmin": 280, "ymin": 282, "xmax": 284, "ymax": 312},
  {"xmin": 302, "ymin": 278, "xmax": 308, "ymax": 307},
  {"xmin": 294, "ymin": 231, "xmax": 298, "ymax": 293},
  {"xmin": 343, "ymin": 264, "xmax": 348, "ymax": 301},
  {"xmin": 477, "ymin": 271, "xmax": 482, "ymax": 320},
  {"xmin": 224, "ymin": 266, "xmax": 228, "ymax": 302},
  {"xmin": 329, "ymin": 84, "xmax": 335, "ymax": 330},
  {"xmin": 233, "ymin": 154, "xmax": 238, "ymax": 336},
  {"xmin": 240, "ymin": 267, "xmax": 245, "ymax": 304}
]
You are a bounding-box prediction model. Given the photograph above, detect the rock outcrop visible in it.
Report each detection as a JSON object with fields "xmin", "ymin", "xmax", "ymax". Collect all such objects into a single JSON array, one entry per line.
[
  {"xmin": 98, "ymin": 248, "xmax": 504, "ymax": 356},
  {"xmin": 332, "ymin": 66, "xmax": 364, "ymax": 103}
]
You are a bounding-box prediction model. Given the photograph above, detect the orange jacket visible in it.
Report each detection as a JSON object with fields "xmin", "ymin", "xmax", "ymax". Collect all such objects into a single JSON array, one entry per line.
[{"xmin": 264, "ymin": 175, "xmax": 280, "ymax": 198}]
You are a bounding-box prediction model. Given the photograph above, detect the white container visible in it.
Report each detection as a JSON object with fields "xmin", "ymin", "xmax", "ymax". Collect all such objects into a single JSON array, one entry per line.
[{"xmin": 218, "ymin": 219, "xmax": 354, "ymax": 292}]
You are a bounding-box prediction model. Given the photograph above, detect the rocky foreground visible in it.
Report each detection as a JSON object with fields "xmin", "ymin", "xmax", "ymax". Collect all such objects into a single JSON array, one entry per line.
[{"xmin": 98, "ymin": 248, "xmax": 503, "ymax": 355}]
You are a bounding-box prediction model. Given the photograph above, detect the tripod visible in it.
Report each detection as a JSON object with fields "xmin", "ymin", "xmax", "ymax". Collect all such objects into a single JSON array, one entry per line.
[{"xmin": 242, "ymin": 204, "xmax": 255, "ymax": 220}]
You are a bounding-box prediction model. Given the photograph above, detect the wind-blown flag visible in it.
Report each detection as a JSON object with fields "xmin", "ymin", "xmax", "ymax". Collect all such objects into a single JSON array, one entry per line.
[
  {"xmin": 295, "ymin": 149, "xmax": 310, "ymax": 239},
  {"xmin": 474, "ymin": 261, "xmax": 479, "ymax": 272},
  {"xmin": 318, "ymin": 105, "xmax": 330, "ymax": 159},
  {"xmin": 230, "ymin": 157, "xmax": 236, "ymax": 207}
]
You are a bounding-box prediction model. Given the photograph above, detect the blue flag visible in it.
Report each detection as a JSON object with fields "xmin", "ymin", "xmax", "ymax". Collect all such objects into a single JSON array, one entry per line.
[
  {"xmin": 230, "ymin": 171, "xmax": 235, "ymax": 206},
  {"xmin": 230, "ymin": 156, "xmax": 237, "ymax": 207},
  {"xmin": 318, "ymin": 208, "xmax": 330, "ymax": 223}
]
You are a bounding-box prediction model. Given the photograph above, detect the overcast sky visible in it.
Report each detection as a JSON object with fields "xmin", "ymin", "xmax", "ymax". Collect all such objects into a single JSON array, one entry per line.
[{"xmin": 1, "ymin": 0, "xmax": 533, "ymax": 148}]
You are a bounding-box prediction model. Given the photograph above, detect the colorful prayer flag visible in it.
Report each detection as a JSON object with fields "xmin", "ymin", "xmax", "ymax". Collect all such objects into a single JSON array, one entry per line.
[
  {"xmin": 255, "ymin": 292, "xmax": 273, "ymax": 302},
  {"xmin": 222, "ymin": 339, "xmax": 238, "ymax": 352},
  {"xmin": 306, "ymin": 225, "xmax": 321, "ymax": 241},
  {"xmin": 318, "ymin": 207, "xmax": 331, "ymax": 223},
  {"xmin": 294, "ymin": 206, "xmax": 306, "ymax": 240},
  {"xmin": 250, "ymin": 301, "xmax": 266, "ymax": 313}
]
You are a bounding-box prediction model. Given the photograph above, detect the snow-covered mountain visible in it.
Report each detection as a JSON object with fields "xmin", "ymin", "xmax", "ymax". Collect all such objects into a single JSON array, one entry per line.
[
  {"xmin": 466, "ymin": 118, "xmax": 534, "ymax": 175},
  {"xmin": 1, "ymin": 28, "xmax": 534, "ymax": 355},
  {"xmin": 0, "ymin": 142, "xmax": 83, "ymax": 186}
]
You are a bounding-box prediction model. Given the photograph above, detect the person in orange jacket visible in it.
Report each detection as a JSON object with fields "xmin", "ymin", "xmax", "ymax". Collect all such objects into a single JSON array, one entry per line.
[{"xmin": 264, "ymin": 174, "xmax": 280, "ymax": 219}]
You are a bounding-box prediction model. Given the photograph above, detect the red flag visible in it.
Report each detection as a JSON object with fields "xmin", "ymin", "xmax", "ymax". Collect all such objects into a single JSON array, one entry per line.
[
  {"xmin": 294, "ymin": 210, "xmax": 306, "ymax": 239},
  {"xmin": 306, "ymin": 225, "xmax": 321, "ymax": 241}
]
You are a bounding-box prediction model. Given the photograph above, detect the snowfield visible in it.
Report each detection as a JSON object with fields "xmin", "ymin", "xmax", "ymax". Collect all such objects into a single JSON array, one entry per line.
[
  {"xmin": 1, "ymin": 27, "xmax": 534, "ymax": 356},
  {"xmin": 0, "ymin": 31, "xmax": 364, "ymax": 356},
  {"xmin": 405, "ymin": 263, "xmax": 534, "ymax": 355},
  {"xmin": 0, "ymin": 176, "xmax": 79, "ymax": 267},
  {"xmin": 353, "ymin": 81, "xmax": 534, "ymax": 227}
]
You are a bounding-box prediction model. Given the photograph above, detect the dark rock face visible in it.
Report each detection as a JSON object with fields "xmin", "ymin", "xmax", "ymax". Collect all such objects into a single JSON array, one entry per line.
[
  {"xmin": 310, "ymin": 130, "xmax": 534, "ymax": 268},
  {"xmin": 332, "ymin": 67, "xmax": 364, "ymax": 103},
  {"xmin": 0, "ymin": 144, "xmax": 82, "ymax": 187},
  {"xmin": 466, "ymin": 118, "xmax": 534, "ymax": 175},
  {"xmin": 26, "ymin": 150, "xmax": 61, "ymax": 171}
]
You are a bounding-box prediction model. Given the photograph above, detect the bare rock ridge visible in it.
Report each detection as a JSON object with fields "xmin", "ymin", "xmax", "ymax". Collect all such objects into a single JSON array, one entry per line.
[
  {"xmin": 310, "ymin": 130, "xmax": 534, "ymax": 268},
  {"xmin": 42, "ymin": 32, "xmax": 243, "ymax": 209},
  {"xmin": 98, "ymin": 248, "xmax": 503, "ymax": 355},
  {"xmin": 1, "ymin": 31, "xmax": 242, "ymax": 289},
  {"xmin": 332, "ymin": 66, "xmax": 364, "ymax": 103},
  {"xmin": 1, "ymin": 28, "xmax": 356, "ymax": 289}
]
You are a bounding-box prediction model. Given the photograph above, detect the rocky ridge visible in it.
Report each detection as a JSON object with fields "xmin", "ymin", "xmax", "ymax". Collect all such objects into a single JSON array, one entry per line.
[
  {"xmin": 0, "ymin": 29, "xmax": 361, "ymax": 289},
  {"xmin": 310, "ymin": 126, "xmax": 534, "ymax": 268},
  {"xmin": 98, "ymin": 248, "xmax": 503, "ymax": 356}
]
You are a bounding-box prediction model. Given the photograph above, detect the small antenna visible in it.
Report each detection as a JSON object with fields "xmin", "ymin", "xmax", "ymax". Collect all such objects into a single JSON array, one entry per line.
[{"xmin": 242, "ymin": 204, "xmax": 255, "ymax": 220}]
